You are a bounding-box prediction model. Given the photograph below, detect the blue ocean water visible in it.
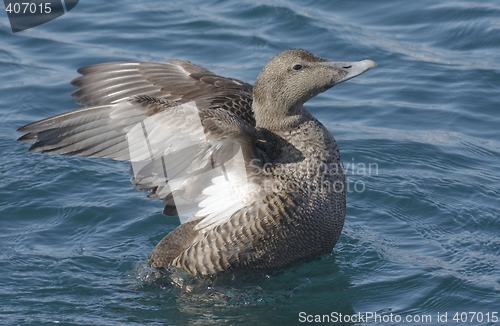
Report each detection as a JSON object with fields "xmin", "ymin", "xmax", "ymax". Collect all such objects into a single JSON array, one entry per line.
[{"xmin": 1, "ymin": 0, "xmax": 499, "ymax": 325}]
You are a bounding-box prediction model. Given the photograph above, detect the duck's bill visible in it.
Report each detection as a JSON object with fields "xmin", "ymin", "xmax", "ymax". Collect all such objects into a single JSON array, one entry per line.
[{"xmin": 323, "ymin": 59, "xmax": 377, "ymax": 85}]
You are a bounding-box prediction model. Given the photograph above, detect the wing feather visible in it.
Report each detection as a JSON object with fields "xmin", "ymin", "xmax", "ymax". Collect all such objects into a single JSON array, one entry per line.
[
  {"xmin": 19, "ymin": 58, "xmax": 264, "ymax": 233},
  {"xmin": 70, "ymin": 60, "xmax": 255, "ymax": 125},
  {"xmin": 18, "ymin": 95, "xmax": 265, "ymax": 233}
]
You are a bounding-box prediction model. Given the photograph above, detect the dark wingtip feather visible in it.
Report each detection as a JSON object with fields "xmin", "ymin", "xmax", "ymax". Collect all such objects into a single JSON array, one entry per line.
[
  {"xmin": 17, "ymin": 132, "xmax": 36, "ymax": 142},
  {"xmin": 28, "ymin": 144, "xmax": 42, "ymax": 152},
  {"xmin": 17, "ymin": 123, "xmax": 32, "ymax": 133}
]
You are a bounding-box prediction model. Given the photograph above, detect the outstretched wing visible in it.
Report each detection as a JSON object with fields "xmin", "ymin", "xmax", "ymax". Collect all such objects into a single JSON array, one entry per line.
[
  {"xmin": 18, "ymin": 95, "xmax": 265, "ymax": 232},
  {"xmin": 70, "ymin": 60, "xmax": 255, "ymax": 125}
]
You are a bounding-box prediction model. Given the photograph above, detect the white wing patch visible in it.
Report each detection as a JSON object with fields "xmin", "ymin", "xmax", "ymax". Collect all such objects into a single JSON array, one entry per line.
[
  {"xmin": 125, "ymin": 100, "xmax": 258, "ymax": 229},
  {"xmin": 193, "ymin": 145, "xmax": 260, "ymax": 232}
]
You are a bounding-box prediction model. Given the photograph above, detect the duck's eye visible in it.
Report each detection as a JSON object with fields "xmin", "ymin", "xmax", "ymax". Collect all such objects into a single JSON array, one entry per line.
[{"xmin": 292, "ymin": 64, "xmax": 303, "ymax": 71}]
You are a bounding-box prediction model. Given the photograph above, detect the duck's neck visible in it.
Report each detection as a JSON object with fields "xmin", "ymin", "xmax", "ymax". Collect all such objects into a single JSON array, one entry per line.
[{"xmin": 253, "ymin": 102, "xmax": 315, "ymax": 132}]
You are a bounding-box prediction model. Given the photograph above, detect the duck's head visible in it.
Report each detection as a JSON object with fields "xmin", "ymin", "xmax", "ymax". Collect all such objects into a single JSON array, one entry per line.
[{"xmin": 253, "ymin": 48, "xmax": 376, "ymax": 130}]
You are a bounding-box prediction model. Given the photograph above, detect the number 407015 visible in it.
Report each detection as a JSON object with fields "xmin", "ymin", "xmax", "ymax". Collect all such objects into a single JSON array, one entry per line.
[
  {"xmin": 452, "ymin": 312, "xmax": 498, "ymax": 323},
  {"xmin": 5, "ymin": 2, "xmax": 52, "ymax": 14}
]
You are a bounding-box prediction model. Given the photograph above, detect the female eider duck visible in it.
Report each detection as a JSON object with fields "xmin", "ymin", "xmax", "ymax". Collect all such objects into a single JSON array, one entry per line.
[{"xmin": 18, "ymin": 49, "xmax": 376, "ymax": 275}]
